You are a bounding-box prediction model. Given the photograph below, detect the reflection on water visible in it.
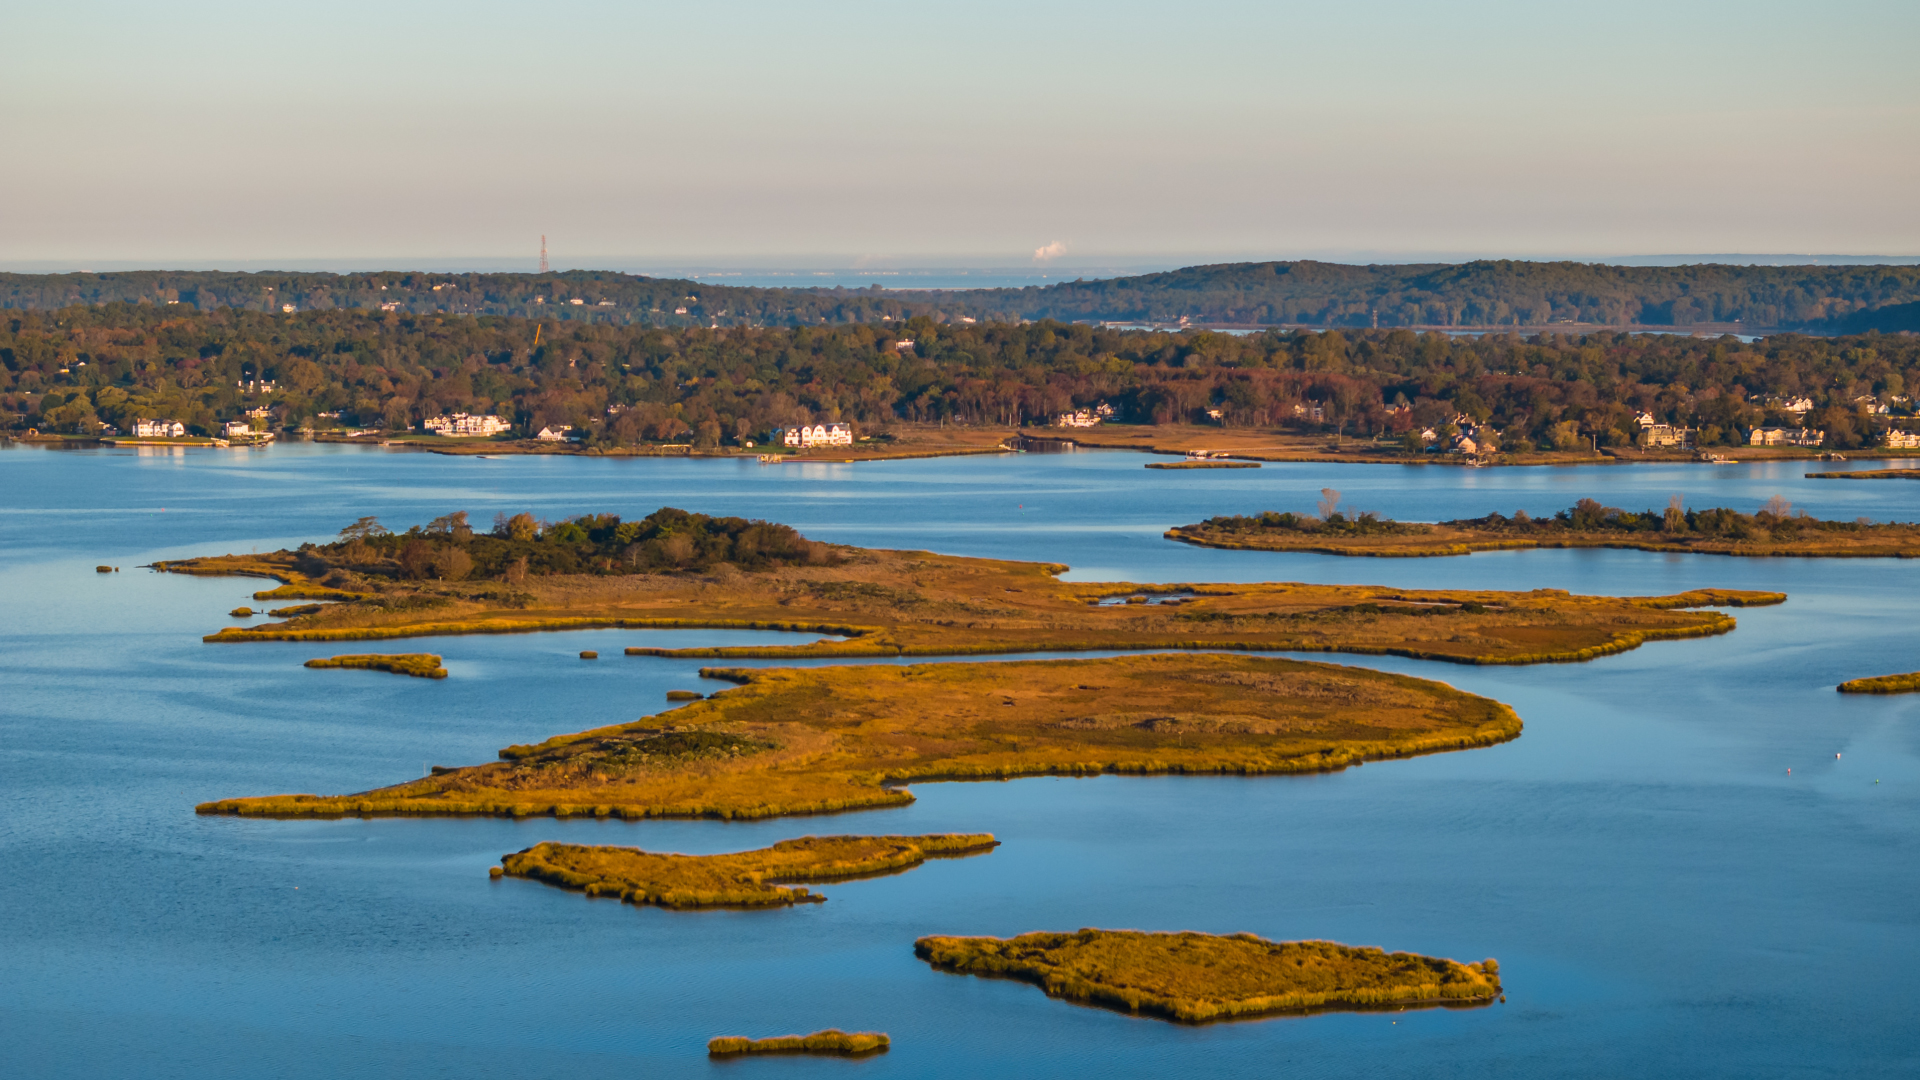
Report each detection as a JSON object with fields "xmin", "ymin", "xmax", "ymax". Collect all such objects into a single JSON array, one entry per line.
[{"xmin": 2, "ymin": 444, "xmax": 1918, "ymax": 1079}]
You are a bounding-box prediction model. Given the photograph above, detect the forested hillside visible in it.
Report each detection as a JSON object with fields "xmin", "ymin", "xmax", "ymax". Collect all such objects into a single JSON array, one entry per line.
[
  {"xmin": 5, "ymin": 261, "xmax": 1920, "ymax": 332},
  {"xmin": 7, "ymin": 304, "xmax": 1918, "ymax": 451}
]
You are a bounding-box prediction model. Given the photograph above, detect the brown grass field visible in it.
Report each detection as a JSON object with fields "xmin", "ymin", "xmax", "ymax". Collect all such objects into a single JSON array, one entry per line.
[
  {"xmin": 196, "ymin": 653, "xmax": 1523, "ymax": 820},
  {"xmin": 302, "ymin": 653, "xmax": 448, "ymax": 679},
  {"xmin": 914, "ymin": 929, "xmax": 1500, "ymax": 1023},
  {"xmin": 707, "ymin": 1030, "xmax": 889, "ymax": 1056},
  {"xmin": 497, "ymin": 833, "xmax": 997, "ymax": 908},
  {"xmin": 1169, "ymin": 519, "xmax": 1920, "ymax": 558},
  {"xmin": 163, "ymin": 545, "xmax": 1775, "ymax": 667},
  {"xmin": 1836, "ymin": 671, "xmax": 1920, "ymax": 694}
]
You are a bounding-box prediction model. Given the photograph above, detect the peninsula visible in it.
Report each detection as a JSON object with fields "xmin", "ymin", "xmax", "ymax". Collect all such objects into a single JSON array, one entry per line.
[
  {"xmin": 1170, "ymin": 496, "xmax": 1920, "ymax": 559},
  {"xmin": 495, "ymin": 833, "xmax": 997, "ymax": 908},
  {"xmin": 164, "ymin": 508, "xmax": 1778, "ymax": 666},
  {"xmin": 196, "ymin": 653, "xmax": 1523, "ymax": 820},
  {"xmin": 914, "ymin": 929, "xmax": 1501, "ymax": 1022}
]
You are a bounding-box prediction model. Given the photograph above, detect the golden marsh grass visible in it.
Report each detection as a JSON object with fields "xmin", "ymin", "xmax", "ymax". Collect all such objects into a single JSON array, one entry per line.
[
  {"xmin": 1837, "ymin": 671, "xmax": 1920, "ymax": 694},
  {"xmin": 198, "ymin": 653, "xmax": 1520, "ymax": 821},
  {"xmin": 170, "ymin": 546, "xmax": 1771, "ymax": 668},
  {"xmin": 915, "ymin": 929, "xmax": 1501, "ymax": 1022},
  {"xmin": 499, "ymin": 833, "xmax": 996, "ymax": 908},
  {"xmin": 303, "ymin": 653, "xmax": 448, "ymax": 679},
  {"xmin": 707, "ymin": 1030, "xmax": 889, "ymax": 1056}
]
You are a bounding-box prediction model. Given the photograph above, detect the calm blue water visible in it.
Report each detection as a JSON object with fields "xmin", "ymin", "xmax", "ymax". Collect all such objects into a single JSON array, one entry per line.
[{"xmin": 3, "ymin": 442, "xmax": 1918, "ymax": 1078}]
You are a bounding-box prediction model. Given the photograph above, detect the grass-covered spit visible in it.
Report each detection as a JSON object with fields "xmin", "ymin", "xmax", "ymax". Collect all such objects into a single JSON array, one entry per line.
[
  {"xmin": 167, "ymin": 510, "xmax": 1772, "ymax": 667},
  {"xmin": 1171, "ymin": 496, "xmax": 1920, "ymax": 558},
  {"xmin": 197, "ymin": 653, "xmax": 1521, "ymax": 820},
  {"xmin": 303, "ymin": 653, "xmax": 447, "ymax": 679},
  {"xmin": 497, "ymin": 833, "xmax": 996, "ymax": 908},
  {"xmin": 1837, "ymin": 671, "xmax": 1920, "ymax": 694},
  {"xmin": 914, "ymin": 929, "xmax": 1501, "ymax": 1022},
  {"xmin": 707, "ymin": 1030, "xmax": 889, "ymax": 1056}
]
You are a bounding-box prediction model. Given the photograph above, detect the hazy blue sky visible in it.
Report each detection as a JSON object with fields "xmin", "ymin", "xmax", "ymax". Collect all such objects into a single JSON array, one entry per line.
[{"xmin": 4, "ymin": 0, "xmax": 1916, "ymax": 268}]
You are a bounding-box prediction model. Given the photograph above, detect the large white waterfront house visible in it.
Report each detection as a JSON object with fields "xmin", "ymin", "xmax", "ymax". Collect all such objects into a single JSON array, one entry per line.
[
  {"xmin": 422, "ymin": 413, "xmax": 511, "ymax": 437},
  {"xmin": 133, "ymin": 419, "xmax": 186, "ymax": 438},
  {"xmin": 776, "ymin": 423, "xmax": 854, "ymax": 448}
]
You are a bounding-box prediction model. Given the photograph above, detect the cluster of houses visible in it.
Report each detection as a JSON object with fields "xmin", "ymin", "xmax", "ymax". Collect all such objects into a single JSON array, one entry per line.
[
  {"xmin": 1054, "ymin": 403, "xmax": 1116, "ymax": 428},
  {"xmin": 422, "ymin": 413, "xmax": 512, "ymax": 437},
  {"xmin": 775, "ymin": 423, "xmax": 855, "ymax": 448}
]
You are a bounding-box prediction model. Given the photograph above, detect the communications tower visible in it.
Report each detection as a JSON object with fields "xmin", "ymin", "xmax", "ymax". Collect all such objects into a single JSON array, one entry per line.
[{"xmin": 539, "ymin": 235, "xmax": 549, "ymax": 274}]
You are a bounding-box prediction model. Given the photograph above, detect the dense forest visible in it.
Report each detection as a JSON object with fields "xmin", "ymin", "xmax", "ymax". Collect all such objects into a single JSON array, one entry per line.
[
  {"xmin": 5, "ymin": 262, "xmax": 1920, "ymax": 332},
  {"xmin": 7, "ymin": 303, "xmax": 1919, "ymax": 451}
]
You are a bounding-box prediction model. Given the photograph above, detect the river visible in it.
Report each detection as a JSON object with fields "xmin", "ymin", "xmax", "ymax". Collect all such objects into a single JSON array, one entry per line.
[{"xmin": 2, "ymin": 442, "xmax": 1916, "ymax": 1078}]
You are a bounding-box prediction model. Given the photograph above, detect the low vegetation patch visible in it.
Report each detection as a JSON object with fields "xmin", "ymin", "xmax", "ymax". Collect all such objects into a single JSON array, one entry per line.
[
  {"xmin": 230, "ymin": 607, "xmax": 255, "ymax": 617},
  {"xmin": 197, "ymin": 653, "xmax": 1522, "ymax": 820},
  {"xmin": 1172, "ymin": 493, "xmax": 1920, "ymax": 558},
  {"xmin": 1805, "ymin": 469, "xmax": 1920, "ymax": 480},
  {"xmin": 303, "ymin": 653, "xmax": 447, "ymax": 679},
  {"xmin": 707, "ymin": 1030, "xmax": 889, "ymax": 1056},
  {"xmin": 1837, "ymin": 671, "xmax": 1920, "ymax": 694},
  {"xmin": 498, "ymin": 833, "xmax": 997, "ymax": 908},
  {"xmin": 915, "ymin": 929, "xmax": 1500, "ymax": 1023}
]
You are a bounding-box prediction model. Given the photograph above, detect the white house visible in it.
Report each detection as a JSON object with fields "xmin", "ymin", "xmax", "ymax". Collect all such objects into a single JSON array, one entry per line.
[
  {"xmin": 224, "ymin": 420, "xmax": 254, "ymax": 437},
  {"xmin": 776, "ymin": 423, "xmax": 854, "ymax": 448},
  {"xmin": 133, "ymin": 419, "xmax": 185, "ymax": 438},
  {"xmin": 423, "ymin": 413, "xmax": 511, "ymax": 437},
  {"xmin": 1055, "ymin": 403, "xmax": 1114, "ymax": 428},
  {"xmin": 1639, "ymin": 424, "xmax": 1693, "ymax": 449},
  {"xmin": 536, "ymin": 424, "xmax": 575, "ymax": 442},
  {"xmin": 1883, "ymin": 431, "xmax": 1920, "ymax": 449},
  {"xmin": 1748, "ymin": 427, "xmax": 1824, "ymax": 447}
]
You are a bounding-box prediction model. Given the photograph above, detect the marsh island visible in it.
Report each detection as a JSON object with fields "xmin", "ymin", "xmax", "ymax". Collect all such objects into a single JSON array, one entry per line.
[
  {"xmin": 496, "ymin": 833, "xmax": 997, "ymax": 908},
  {"xmin": 164, "ymin": 508, "xmax": 1776, "ymax": 666},
  {"xmin": 914, "ymin": 929, "xmax": 1501, "ymax": 1022},
  {"xmin": 707, "ymin": 1031, "xmax": 889, "ymax": 1056},
  {"xmin": 303, "ymin": 653, "xmax": 447, "ymax": 678},
  {"xmin": 1170, "ymin": 496, "xmax": 1920, "ymax": 559},
  {"xmin": 197, "ymin": 653, "xmax": 1522, "ymax": 820}
]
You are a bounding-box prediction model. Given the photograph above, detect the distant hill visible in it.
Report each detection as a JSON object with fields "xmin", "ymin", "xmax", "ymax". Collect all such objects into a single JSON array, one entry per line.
[{"xmin": 4, "ymin": 260, "xmax": 1919, "ymax": 332}]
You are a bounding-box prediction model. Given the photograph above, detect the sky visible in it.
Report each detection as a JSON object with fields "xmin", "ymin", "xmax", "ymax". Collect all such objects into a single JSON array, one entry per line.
[{"xmin": 3, "ymin": 0, "xmax": 1917, "ymax": 270}]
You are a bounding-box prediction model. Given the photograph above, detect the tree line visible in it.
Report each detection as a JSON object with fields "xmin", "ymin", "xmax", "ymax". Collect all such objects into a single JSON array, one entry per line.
[
  {"xmin": 6, "ymin": 303, "xmax": 1919, "ymax": 450},
  {"xmin": 5, "ymin": 261, "xmax": 1920, "ymax": 332}
]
